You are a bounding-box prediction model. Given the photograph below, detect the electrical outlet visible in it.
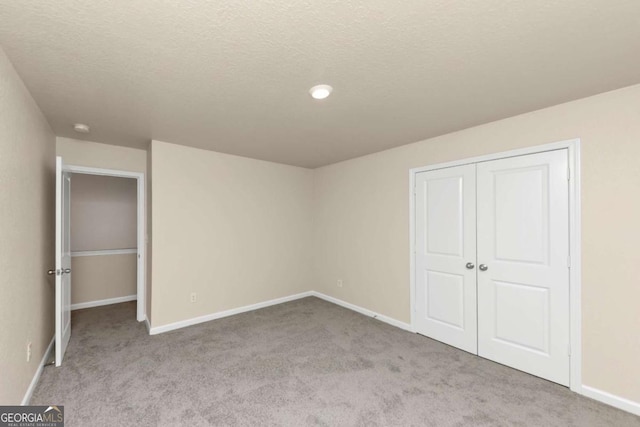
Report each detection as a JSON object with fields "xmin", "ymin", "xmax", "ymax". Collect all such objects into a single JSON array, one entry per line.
[
  {"xmin": 337, "ymin": 279, "xmax": 343, "ymax": 288},
  {"xmin": 190, "ymin": 292, "xmax": 197, "ymax": 303},
  {"xmin": 27, "ymin": 342, "xmax": 32, "ymax": 362}
]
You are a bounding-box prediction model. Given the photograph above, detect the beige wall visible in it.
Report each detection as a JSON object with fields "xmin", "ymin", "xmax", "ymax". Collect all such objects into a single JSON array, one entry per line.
[
  {"xmin": 0, "ymin": 47, "xmax": 55, "ymax": 404},
  {"xmin": 57, "ymin": 137, "xmax": 146, "ymax": 173},
  {"xmin": 71, "ymin": 254, "xmax": 137, "ymax": 304},
  {"xmin": 313, "ymin": 83, "xmax": 640, "ymax": 403},
  {"xmin": 150, "ymin": 140, "xmax": 314, "ymax": 327},
  {"xmin": 71, "ymin": 174, "xmax": 137, "ymax": 251}
]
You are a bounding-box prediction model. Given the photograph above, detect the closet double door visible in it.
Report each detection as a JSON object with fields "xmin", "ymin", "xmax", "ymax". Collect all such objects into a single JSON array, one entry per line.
[{"xmin": 414, "ymin": 149, "xmax": 570, "ymax": 386}]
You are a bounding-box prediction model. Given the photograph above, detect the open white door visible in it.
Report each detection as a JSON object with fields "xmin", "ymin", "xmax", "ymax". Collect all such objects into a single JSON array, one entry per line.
[{"xmin": 55, "ymin": 156, "xmax": 72, "ymax": 366}]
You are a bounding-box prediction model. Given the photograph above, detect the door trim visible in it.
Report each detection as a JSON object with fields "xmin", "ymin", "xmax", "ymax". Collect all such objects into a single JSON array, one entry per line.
[
  {"xmin": 62, "ymin": 164, "xmax": 147, "ymax": 323},
  {"xmin": 409, "ymin": 138, "xmax": 582, "ymax": 393}
]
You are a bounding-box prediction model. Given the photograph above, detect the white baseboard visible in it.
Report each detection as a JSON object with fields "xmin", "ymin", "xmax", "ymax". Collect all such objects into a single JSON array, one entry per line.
[
  {"xmin": 310, "ymin": 291, "xmax": 414, "ymax": 332},
  {"xmin": 581, "ymin": 385, "xmax": 640, "ymax": 417},
  {"xmin": 21, "ymin": 336, "xmax": 55, "ymax": 405},
  {"xmin": 71, "ymin": 295, "xmax": 137, "ymax": 311},
  {"xmin": 149, "ymin": 291, "xmax": 315, "ymax": 335},
  {"xmin": 148, "ymin": 290, "xmax": 414, "ymax": 336}
]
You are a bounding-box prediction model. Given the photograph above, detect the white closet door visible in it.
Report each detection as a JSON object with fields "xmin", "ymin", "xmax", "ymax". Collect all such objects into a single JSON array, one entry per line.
[
  {"xmin": 476, "ymin": 150, "xmax": 570, "ymax": 385},
  {"xmin": 55, "ymin": 157, "xmax": 72, "ymax": 366},
  {"xmin": 415, "ymin": 164, "xmax": 477, "ymax": 353}
]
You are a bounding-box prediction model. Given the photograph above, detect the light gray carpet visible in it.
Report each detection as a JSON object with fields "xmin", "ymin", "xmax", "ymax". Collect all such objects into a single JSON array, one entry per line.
[{"xmin": 32, "ymin": 297, "xmax": 639, "ymax": 426}]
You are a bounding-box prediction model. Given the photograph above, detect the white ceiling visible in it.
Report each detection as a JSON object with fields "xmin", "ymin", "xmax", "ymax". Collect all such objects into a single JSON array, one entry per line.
[{"xmin": 1, "ymin": 1, "xmax": 640, "ymax": 168}]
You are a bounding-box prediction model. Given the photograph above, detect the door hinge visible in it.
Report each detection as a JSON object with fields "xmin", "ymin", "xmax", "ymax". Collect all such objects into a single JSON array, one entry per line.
[{"xmin": 567, "ymin": 255, "xmax": 571, "ymax": 268}]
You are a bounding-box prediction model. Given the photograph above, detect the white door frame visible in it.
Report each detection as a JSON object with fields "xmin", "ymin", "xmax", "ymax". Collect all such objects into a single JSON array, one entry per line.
[
  {"xmin": 63, "ymin": 164, "xmax": 146, "ymax": 323},
  {"xmin": 409, "ymin": 138, "xmax": 582, "ymax": 393}
]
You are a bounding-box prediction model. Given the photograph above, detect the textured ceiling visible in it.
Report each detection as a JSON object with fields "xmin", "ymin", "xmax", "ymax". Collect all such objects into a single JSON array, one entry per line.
[{"xmin": 1, "ymin": 1, "xmax": 640, "ymax": 168}]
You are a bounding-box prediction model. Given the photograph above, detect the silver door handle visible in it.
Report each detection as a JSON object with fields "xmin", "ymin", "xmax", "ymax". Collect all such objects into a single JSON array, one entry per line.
[
  {"xmin": 465, "ymin": 262, "xmax": 475, "ymax": 269},
  {"xmin": 62, "ymin": 268, "xmax": 71, "ymax": 274},
  {"xmin": 479, "ymin": 264, "xmax": 488, "ymax": 271},
  {"xmin": 47, "ymin": 269, "xmax": 56, "ymax": 276}
]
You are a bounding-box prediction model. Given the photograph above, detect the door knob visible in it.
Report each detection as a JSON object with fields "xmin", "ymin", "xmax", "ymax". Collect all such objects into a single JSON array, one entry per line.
[
  {"xmin": 479, "ymin": 264, "xmax": 488, "ymax": 271},
  {"xmin": 62, "ymin": 268, "xmax": 71, "ymax": 274},
  {"xmin": 47, "ymin": 269, "xmax": 56, "ymax": 276},
  {"xmin": 465, "ymin": 262, "xmax": 475, "ymax": 269}
]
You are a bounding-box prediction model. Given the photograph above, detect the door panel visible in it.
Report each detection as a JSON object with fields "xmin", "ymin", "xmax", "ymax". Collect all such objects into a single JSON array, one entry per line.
[
  {"xmin": 425, "ymin": 176, "xmax": 464, "ymax": 257},
  {"xmin": 494, "ymin": 165, "xmax": 548, "ymax": 264},
  {"xmin": 476, "ymin": 150, "xmax": 569, "ymax": 386},
  {"xmin": 55, "ymin": 157, "xmax": 71, "ymax": 367},
  {"xmin": 494, "ymin": 280, "xmax": 549, "ymax": 353},
  {"xmin": 426, "ymin": 270, "xmax": 464, "ymax": 328},
  {"xmin": 415, "ymin": 164, "xmax": 477, "ymax": 353}
]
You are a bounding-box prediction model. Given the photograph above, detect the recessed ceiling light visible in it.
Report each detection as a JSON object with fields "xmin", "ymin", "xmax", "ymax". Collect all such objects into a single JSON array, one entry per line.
[
  {"xmin": 73, "ymin": 123, "xmax": 90, "ymax": 133},
  {"xmin": 309, "ymin": 84, "xmax": 333, "ymax": 100}
]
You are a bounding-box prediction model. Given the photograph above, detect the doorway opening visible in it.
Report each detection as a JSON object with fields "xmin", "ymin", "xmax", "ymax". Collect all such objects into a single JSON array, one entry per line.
[{"xmin": 64, "ymin": 165, "xmax": 146, "ymax": 323}]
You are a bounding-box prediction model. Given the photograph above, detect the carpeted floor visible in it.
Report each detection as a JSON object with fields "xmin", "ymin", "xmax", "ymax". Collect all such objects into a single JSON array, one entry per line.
[{"xmin": 32, "ymin": 297, "xmax": 640, "ymax": 426}]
